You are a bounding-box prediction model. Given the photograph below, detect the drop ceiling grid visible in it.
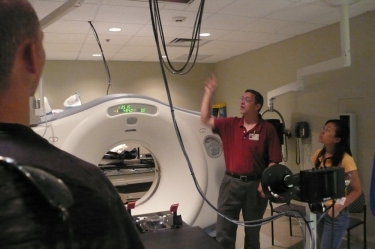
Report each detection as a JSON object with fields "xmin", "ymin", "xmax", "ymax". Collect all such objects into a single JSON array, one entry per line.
[{"xmin": 27, "ymin": 0, "xmax": 375, "ymax": 62}]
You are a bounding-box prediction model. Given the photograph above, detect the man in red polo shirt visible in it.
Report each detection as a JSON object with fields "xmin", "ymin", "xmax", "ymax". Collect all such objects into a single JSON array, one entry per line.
[{"xmin": 200, "ymin": 74, "xmax": 282, "ymax": 249}]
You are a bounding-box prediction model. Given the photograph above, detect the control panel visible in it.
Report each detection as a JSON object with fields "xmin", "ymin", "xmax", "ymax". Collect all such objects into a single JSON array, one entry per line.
[
  {"xmin": 204, "ymin": 136, "xmax": 222, "ymax": 158},
  {"xmin": 108, "ymin": 103, "xmax": 157, "ymax": 116}
]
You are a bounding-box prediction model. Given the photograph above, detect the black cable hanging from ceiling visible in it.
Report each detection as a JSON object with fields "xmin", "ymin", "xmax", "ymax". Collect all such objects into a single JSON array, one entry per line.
[
  {"xmin": 88, "ymin": 21, "xmax": 112, "ymax": 95},
  {"xmin": 149, "ymin": 0, "xmax": 205, "ymax": 75}
]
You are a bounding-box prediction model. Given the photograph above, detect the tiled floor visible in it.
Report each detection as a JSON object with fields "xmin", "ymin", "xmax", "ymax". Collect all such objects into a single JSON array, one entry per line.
[{"xmin": 234, "ymin": 208, "xmax": 366, "ymax": 249}]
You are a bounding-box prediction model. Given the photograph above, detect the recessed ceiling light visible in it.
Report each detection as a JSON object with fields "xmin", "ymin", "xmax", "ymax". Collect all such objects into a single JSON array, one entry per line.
[
  {"xmin": 109, "ymin": 28, "xmax": 121, "ymax": 32},
  {"xmin": 172, "ymin": 16, "xmax": 186, "ymax": 23},
  {"xmin": 200, "ymin": 33, "xmax": 210, "ymax": 37},
  {"xmin": 92, "ymin": 54, "xmax": 102, "ymax": 57}
]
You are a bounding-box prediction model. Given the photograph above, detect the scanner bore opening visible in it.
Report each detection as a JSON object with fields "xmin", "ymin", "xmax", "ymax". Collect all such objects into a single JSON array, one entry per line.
[{"xmin": 98, "ymin": 143, "xmax": 159, "ymax": 204}]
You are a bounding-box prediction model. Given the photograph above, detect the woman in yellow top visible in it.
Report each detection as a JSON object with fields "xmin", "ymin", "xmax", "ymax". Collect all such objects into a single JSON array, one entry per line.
[{"xmin": 310, "ymin": 119, "xmax": 362, "ymax": 249}]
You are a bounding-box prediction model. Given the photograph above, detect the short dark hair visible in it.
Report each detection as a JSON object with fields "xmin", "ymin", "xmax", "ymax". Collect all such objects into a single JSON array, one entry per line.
[
  {"xmin": 0, "ymin": 0, "xmax": 40, "ymax": 89},
  {"xmin": 245, "ymin": 89, "xmax": 264, "ymax": 111}
]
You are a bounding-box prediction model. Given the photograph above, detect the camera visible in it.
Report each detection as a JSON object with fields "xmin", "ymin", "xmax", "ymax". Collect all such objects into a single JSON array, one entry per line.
[{"xmin": 261, "ymin": 164, "xmax": 345, "ymax": 205}]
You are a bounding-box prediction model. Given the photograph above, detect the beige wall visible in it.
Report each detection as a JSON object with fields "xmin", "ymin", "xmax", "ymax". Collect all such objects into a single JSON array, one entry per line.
[
  {"xmin": 42, "ymin": 61, "xmax": 214, "ymax": 111},
  {"xmin": 42, "ymin": 10, "xmax": 374, "ymax": 246}
]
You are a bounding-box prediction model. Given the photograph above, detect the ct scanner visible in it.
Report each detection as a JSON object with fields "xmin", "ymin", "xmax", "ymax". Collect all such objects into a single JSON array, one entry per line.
[{"xmin": 32, "ymin": 94, "xmax": 225, "ymax": 229}]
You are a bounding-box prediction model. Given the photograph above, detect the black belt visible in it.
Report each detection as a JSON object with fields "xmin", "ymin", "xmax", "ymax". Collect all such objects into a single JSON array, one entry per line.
[{"xmin": 225, "ymin": 171, "xmax": 260, "ymax": 182}]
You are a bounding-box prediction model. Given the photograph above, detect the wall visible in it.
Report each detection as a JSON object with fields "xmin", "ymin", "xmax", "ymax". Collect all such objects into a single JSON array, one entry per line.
[
  {"xmin": 214, "ymin": 10, "xmax": 375, "ymax": 246},
  {"xmin": 42, "ymin": 61, "xmax": 214, "ymax": 111}
]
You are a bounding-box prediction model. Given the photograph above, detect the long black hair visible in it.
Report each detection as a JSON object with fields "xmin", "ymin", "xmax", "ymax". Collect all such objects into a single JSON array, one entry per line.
[{"xmin": 315, "ymin": 119, "xmax": 352, "ymax": 168}]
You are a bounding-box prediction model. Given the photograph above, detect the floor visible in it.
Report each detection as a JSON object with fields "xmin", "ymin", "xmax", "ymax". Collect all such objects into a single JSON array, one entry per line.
[{"xmin": 234, "ymin": 208, "xmax": 366, "ymax": 249}]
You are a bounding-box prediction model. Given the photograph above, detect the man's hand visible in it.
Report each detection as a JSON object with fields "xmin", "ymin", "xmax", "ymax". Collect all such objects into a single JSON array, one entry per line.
[
  {"xmin": 258, "ymin": 163, "xmax": 276, "ymax": 198},
  {"xmin": 204, "ymin": 73, "xmax": 217, "ymax": 95},
  {"xmin": 257, "ymin": 182, "xmax": 266, "ymax": 198},
  {"xmin": 200, "ymin": 73, "xmax": 217, "ymax": 128},
  {"xmin": 327, "ymin": 203, "xmax": 345, "ymax": 218}
]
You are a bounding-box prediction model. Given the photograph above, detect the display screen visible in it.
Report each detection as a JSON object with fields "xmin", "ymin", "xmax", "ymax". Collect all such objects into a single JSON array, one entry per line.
[
  {"xmin": 119, "ymin": 104, "xmax": 146, "ymax": 113},
  {"xmin": 108, "ymin": 103, "xmax": 157, "ymax": 116}
]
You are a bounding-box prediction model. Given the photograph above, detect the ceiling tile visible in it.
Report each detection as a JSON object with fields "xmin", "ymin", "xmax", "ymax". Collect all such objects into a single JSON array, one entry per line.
[
  {"xmin": 218, "ymin": 31, "xmax": 293, "ymax": 44},
  {"xmin": 44, "ymin": 43, "xmax": 83, "ymax": 52},
  {"xmin": 218, "ymin": 0, "xmax": 294, "ymax": 18},
  {"xmin": 61, "ymin": 3, "xmax": 99, "ymax": 21},
  {"xmin": 266, "ymin": 2, "xmax": 336, "ymax": 22},
  {"xmin": 88, "ymin": 22, "xmax": 145, "ymax": 36},
  {"xmin": 201, "ymin": 14, "xmax": 258, "ymax": 30},
  {"xmin": 81, "ymin": 43, "xmax": 123, "ymax": 53},
  {"xmin": 44, "ymin": 33, "xmax": 87, "ymax": 44},
  {"xmin": 95, "ymin": 5, "xmax": 151, "ymax": 24},
  {"xmin": 34, "ymin": 0, "xmax": 64, "ymax": 19},
  {"xmin": 111, "ymin": 52, "xmax": 150, "ymax": 61},
  {"xmin": 85, "ymin": 34, "xmax": 133, "ymax": 45},
  {"xmin": 126, "ymin": 36, "xmax": 161, "ymax": 46},
  {"xmin": 31, "ymin": 0, "xmax": 375, "ymax": 62},
  {"xmin": 77, "ymin": 51, "xmax": 116, "ymax": 60},
  {"xmin": 119, "ymin": 45, "xmax": 157, "ymax": 54},
  {"xmin": 240, "ymin": 18, "xmax": 297, "ymax": 33},
  {"xmin": 186, "ymin": 0, "xmax": 235, "ymax": 13},
  {"xmin": 43, "ymin": 20, "xmax": 92, "ymax": 34}
]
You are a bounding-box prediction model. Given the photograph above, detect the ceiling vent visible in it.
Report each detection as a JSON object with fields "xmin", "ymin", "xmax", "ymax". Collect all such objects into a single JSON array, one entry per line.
[
  {"xmin": 167, "ymin": 38, "xmax": 211, "ymax": 48},
  {"xmin": 128, "ymin": 0, "xmax": 195, "ymax": 3}
]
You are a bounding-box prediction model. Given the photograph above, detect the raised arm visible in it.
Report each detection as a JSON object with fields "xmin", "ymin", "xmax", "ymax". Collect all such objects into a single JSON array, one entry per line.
[{"xmin": 200, "ymin": 74, "xmax": 217, "ymax": 128}]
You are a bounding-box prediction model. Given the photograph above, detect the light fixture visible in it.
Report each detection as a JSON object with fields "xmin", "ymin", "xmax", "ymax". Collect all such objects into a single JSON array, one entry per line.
[
  {"xmin": 199, "ymin": 33, "xmax": 210, "ymax": 37},
  {"xmin": 109, "ymin": 27, "xmax": 121, "ymax": 32},
  {"xmin": 92, "ymin": 54, "xmax": 101, "ymax": 57},
  {"xmin": 172, "ymin": 16, "xmax": 186, "ymax": 23}
]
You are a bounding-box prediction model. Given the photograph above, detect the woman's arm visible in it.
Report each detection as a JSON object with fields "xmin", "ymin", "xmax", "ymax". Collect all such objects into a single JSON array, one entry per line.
[{"xmin": 328, "ymin": 169, "xmax": 362, "ymax": 217}]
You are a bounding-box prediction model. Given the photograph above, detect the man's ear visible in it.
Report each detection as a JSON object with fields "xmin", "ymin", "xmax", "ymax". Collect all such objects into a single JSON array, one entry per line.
[
  {"xmin": 255, "ymin": 103, "xmax": 262, "ymax": 112},
  {"xmin": 21, "ymin": 40, "xmax": 38, "ymax": 74}
]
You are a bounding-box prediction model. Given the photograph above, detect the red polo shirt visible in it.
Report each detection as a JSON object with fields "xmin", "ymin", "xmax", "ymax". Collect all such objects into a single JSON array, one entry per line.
[{"xmin": 214, "ymin": 117, "xmax": 282, "ymax": 175}]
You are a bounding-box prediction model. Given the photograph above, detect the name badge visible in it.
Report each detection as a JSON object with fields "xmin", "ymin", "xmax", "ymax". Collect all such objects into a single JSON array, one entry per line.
[{"xmin": 249, "ymin": 133, "xmax": 259, "ymax": 141}]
